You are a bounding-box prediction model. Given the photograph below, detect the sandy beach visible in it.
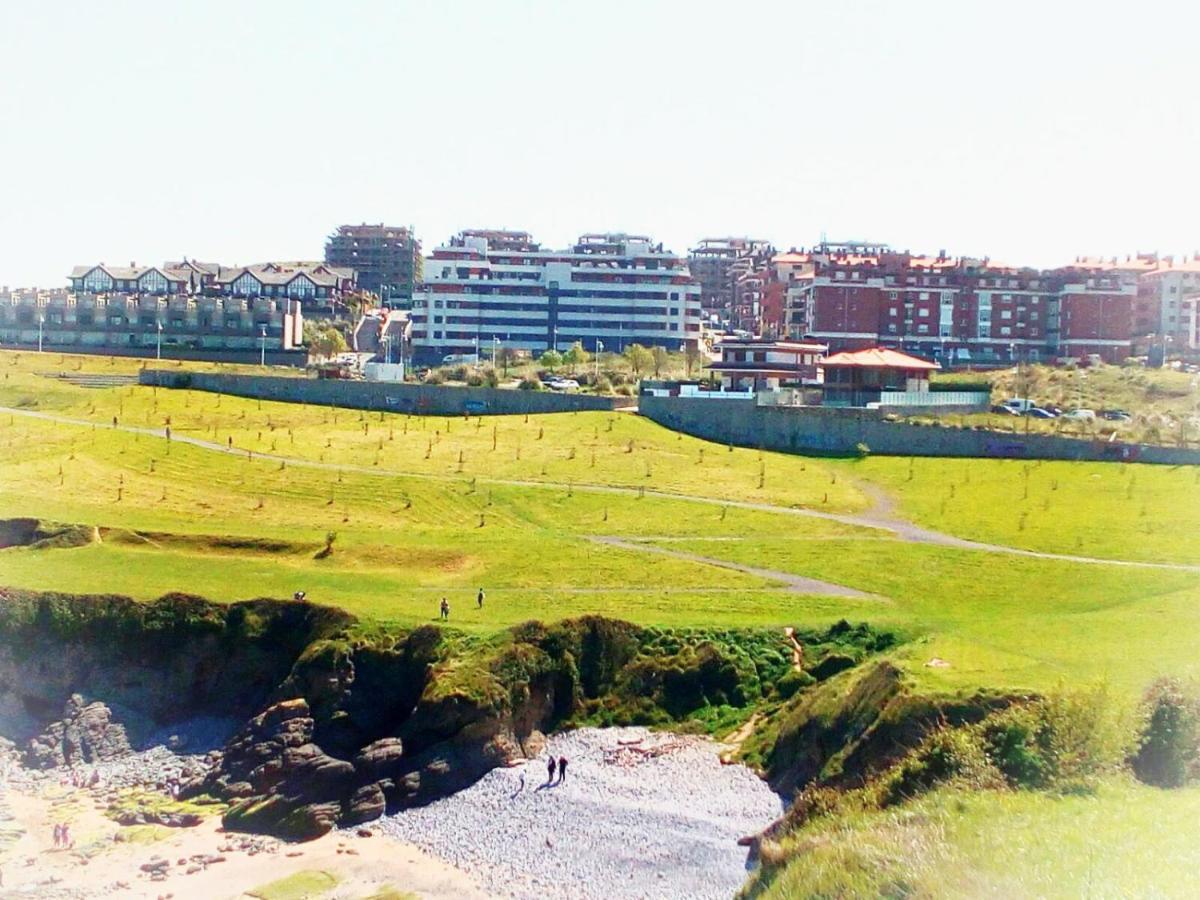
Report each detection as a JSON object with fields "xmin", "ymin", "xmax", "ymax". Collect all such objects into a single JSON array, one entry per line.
[{"xmin": 0, "ymin": 779, "xmax": 487, "ymax": 899}]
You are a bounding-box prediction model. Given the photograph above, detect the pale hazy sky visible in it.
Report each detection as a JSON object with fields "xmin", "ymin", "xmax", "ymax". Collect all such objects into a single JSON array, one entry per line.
[{"xmin": 1, "ymin": 0, "xmax": 1196, "ymax": 287}]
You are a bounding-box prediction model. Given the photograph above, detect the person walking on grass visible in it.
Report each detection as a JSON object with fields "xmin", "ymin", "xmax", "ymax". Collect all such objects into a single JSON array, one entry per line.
[
  {"xmin": 440, "ymin": 597, "xmax": 449, "ymax": 621},
  {"xmin": 558, "ymin": 756, "xmax": 568, "ymax": 783},
  {"xmin": 477, "ymin": 587, "xmax": 485, "ymax": 610},
  {"xmin": 546, "ymin": 756, "xmax": 557, "ymax": 784}
]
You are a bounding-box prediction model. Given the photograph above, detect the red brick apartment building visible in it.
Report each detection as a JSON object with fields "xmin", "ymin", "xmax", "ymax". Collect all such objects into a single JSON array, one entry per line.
[{"xmin": 780, "ymin": 243, "xmax": 1142, "ymax": 364}]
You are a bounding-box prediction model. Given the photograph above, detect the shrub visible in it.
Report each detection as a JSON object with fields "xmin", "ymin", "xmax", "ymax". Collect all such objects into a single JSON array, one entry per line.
[
  {"xmin": 518, "ymin": 375, "xmax": 543, "ymax": 391},
  {"xmin": 593, "ymin": 375, "xmax": 613, "ymax": 394},
  {"xmin": 977, "ymin": 704, "xmax": 1052, "ymax": 788},
  {"xmin": 880, "ymin": 725, "xmax": 1000, "ymax": 805},
  {"xmin": 424, "ymin": 369, "xmax": 446, "ymax": 385},
  {"xmin": 775, "ymin": 668, "xmax": 816, "ymax": 699},
  {"xmin": 465, "ymin": 370, "xmax": 486, "ymax": 387},
  {"xmin": 854, "ymin": 442, "xmax": 871, "ymax": 458},
  {"xmin": 615, "ymin": 385, "xmax": 633, "ymax": 397},
  {"xmin": 809, "ymin": 652, "xmax": 857, "ymax": 682},
  {"xmin": 1132, "ymin": 677, "xmax": 1200, "ymax": 788},
  {"xmin": 450, "ymin": 364, "xmax": 470, "ymax": 381},
  {"xmin": 483, "ymin": 367, "xmax": 500, "ymax": 388}
]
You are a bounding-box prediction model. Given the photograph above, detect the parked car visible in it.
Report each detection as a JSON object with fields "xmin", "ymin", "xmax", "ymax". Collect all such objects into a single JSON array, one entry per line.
[
  {"xmin": 1062, "ymin": 408, "xmax": 1096, "ymax": 421},
  {"xmin": 1003, "ymin": 398, "xmax": 1036, "ymax": 413},
  {"xmin": 547, "ymin": 378, "xmax": 580, "ymax": 391},
  {"xmin": 1100, "ymin": 409, "xmax": 1132, "ymax": 422},
  {"xmin": 1026, "ymin": 407, "xmax": 1057, "ymax": 419},
  {"xmin": 442, "ymin": 353, "xmax": 480, "ymax": 365},
  {"xmin": 991, "ymin": 405, "xmax": 1021, "ymax": 416}
]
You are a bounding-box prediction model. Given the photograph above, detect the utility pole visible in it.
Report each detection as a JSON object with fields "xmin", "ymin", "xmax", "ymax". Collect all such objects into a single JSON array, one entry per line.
[
  {"xmin": 156, "ymin": 321, "xmax": 163, "ymax": 360},
  {"xmin": 596, "ymin": 339, "xmax": 604, "ymax": 380},
  {"xmin": 260, "ymin": 326, "xmax": 267, "ymax": 367},
  {"xmin": 37, "ymin": 314, "xmax": 44, "ymax": 353}
]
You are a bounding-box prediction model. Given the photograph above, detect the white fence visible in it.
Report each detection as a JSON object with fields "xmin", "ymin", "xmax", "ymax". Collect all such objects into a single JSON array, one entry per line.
[{"xmin": 871, "ymin": 391, "xmax": 990, "ymax": 408}]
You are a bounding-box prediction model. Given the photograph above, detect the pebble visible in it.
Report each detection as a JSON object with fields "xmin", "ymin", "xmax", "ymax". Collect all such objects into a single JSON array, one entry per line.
[{"xmin": 372, "ymin": 727, "xmax": 783, "ymax": 900}]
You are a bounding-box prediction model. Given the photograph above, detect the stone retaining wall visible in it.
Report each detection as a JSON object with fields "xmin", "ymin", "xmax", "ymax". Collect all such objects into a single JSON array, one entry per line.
[
  {"xmin": 139, "ymin": 370, "xmax": 636, "ymax": 416},
  {"xmin": 639, "ymin": 396, "xmax": 1200, "ymax": 465}
]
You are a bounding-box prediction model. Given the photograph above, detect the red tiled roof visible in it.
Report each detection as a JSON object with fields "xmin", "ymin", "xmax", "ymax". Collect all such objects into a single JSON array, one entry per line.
[{"xmin": 820, "ymin": 348, "xmax": 940, "ymax": 370}]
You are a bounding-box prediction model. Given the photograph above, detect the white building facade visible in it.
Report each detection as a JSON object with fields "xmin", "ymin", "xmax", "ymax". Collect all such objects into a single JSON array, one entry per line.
[{"xmin": 410, "ymin": 231, "xmax": 702, "ymax": 364}]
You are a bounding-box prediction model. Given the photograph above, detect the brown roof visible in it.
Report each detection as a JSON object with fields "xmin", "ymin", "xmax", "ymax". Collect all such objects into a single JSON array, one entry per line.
[{"xmin": 820, "ymin": 348, "xmax": 940, "ymax": 370}]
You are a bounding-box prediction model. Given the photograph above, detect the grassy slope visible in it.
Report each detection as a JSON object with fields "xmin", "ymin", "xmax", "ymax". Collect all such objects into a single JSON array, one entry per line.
[
  {"xmin": 654, "ymin": 537, "xmax": 1200, "ymax": 697},
  {"xmin": 753, "ymin": 779, "xmax": 1200, "ymax": 899},
  {"xmin": 835, "ymin": 454, "xmax": 1200, "ymax": 563}
]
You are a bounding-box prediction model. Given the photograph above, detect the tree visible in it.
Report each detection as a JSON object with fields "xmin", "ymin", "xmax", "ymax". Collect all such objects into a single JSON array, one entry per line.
[
  {"xmin": 539, "ymin": 349, "xmax": 563, "ymax": 370},
  {"xmin": 563, "ymin": 341, "xmax": 590, "ymax": 373},
  {"xmin": 496, "ymin": 346, "xmax": 519, "ymax": 377},
  {"xmin": 684, "ymin": 343, "xmax": 704, "ymax": 378},
  {"xmin": 623, "ymin": 344, "xmax": 653, "ymax": 378},
  {"xmin": 304, "ymin": 322, "xmax": 348, "ymax": 360},
  {"xmin": 651, "ymin": 346, "xmax": 669, "ymax": 377}
]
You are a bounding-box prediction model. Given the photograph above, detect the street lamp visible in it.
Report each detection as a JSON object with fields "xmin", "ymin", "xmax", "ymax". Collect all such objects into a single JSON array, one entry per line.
[
  {"xmin": 260, "ymin": 326, "xmax": 268, "ymax": 367},
  {"xmin": 37, "ymin": 314, "xmax": 44, "ymax": 353},
  {"xmin": 596, "ymin": 339, "xmax": 604, "ymax": 380},
  {"xmin": 492, "ymin": 336, "xmax": 500, "ymax": 366},
  {"xmin": 156, "ymin": 321, "xmax": 163, "ymax": 361}
]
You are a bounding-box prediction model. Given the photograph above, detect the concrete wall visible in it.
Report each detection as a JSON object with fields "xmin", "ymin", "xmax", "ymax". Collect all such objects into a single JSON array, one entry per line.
[
  {"xmin": 139, "ymin": 370, "xmax": 637, "ymax": 416},
  {"xmin": 639, "ymin": 396, "xmax": 1200, "ymax": 465}
]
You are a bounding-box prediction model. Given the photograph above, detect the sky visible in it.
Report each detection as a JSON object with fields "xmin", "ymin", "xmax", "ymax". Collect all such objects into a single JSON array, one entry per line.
[{"xmin": 1, "ymin": 0, "xmax": 1197, "ymax": 287}]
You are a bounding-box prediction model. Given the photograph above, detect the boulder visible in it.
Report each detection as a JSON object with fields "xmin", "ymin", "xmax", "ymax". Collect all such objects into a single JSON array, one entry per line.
[
  {"xmin": 25, "ymin": 695, "xmax": 132, "ymax": 768},
  {"xmin": 342, "ymin": 782, "xmax": 386, "ymax": 825}
]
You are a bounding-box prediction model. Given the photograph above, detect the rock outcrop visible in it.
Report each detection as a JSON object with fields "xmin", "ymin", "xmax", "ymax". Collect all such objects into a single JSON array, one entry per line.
[{"xmin": 25, "ymin": 694, "xmax": 132, "ymax": 768}]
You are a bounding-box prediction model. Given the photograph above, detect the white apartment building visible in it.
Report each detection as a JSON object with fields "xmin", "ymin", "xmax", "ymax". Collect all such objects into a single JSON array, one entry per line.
[{"xmin": 410, "ymin": 230, "xmax": 702, "ymax": 364}]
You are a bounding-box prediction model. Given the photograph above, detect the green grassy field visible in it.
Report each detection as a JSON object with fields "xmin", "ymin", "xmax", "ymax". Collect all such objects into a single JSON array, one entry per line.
[
  {"xmin": 1, "ymin": 347, "xmax": 1198, "ymax": 698},
  {"xmin": 752, "ymin": 779, "xmax": 1200, "ymax": 899}
]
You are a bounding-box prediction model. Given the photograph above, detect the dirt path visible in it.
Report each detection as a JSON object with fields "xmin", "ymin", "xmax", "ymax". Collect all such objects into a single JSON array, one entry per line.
[
  {"xmin": 588, "ymin": 536, "xmax": 880, "ymax": 599},
  {"xmin": 6, "ymin": 406, "xmax": 1199, "ymax": 574},
  {"xmin": 0, "ymin": 780, "xmax": 485, "ymax": 899}
]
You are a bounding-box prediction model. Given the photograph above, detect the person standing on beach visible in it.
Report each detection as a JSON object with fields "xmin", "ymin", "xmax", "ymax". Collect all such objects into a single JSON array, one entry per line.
[
  {"xmin": 546, "ymin": 756, "xmax": 557, "ymax": 784},
  {"xmin": 558, "ymin": 756, "xmax": 568, "ymax": 783}
]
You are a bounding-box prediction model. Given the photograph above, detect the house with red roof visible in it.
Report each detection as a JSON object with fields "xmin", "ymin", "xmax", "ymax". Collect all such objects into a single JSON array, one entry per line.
[{"xmin": 819, "ymin": 347, "xmax": 944, "ymax": 408}]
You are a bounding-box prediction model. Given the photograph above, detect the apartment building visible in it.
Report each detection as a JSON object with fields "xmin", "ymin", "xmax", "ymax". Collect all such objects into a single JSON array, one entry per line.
[
  {"xmin": 0, "ymin": 288, "xmax": 303, "ymax": 358},
  {"xmin": 687, "ymin": 237, "xmax": 772, "ymax": 325},
  {"xmin": 69, "ymin": 260, "xmax": 356, "ymax": 308},
  {"xmin": 783, "ymin": 246, "xmax": 1138, "ymax": 364},
  {"xmin": 324, "ymin": 223, "xmax": 421, "ymax": 304},
  {"xmin": 1136, "ymin": 255, "xmax": 1200, "ymax": 344},
  {"xmin": 410, "ymin": 230, "xmax": 702, "ymax": 364}
]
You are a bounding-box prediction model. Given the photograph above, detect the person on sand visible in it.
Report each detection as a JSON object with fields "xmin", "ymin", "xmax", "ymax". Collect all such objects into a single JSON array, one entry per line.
[
  {"xmin": 52, "ymin": 823, "xmax": 61, "ymax": 849},
  {"xmin": 477, "ymin": 587, "xmax": 485, "ymax": 610},
  {"xmin": 558, "ymin": 756, "xmax": 568, "ymax": 783},
  {"xmin": 546, "ymin": 756, "xmax": 556, "ymax": 784},
  {"xmin": 62, "ymin": 824, "xmax": 72, "ymax": 849},
  {"xmin": 440, "ymin": 597, "xmax": 450, "ymax": 620}
]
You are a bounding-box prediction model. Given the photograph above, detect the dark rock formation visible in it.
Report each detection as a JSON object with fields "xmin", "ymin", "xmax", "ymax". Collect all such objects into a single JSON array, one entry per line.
[{"xmin": 25, "ymin": 694, "xmax": 132, "ymax": 768}]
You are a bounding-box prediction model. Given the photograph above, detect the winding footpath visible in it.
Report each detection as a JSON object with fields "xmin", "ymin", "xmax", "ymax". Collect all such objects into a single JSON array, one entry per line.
[{"xmin": 6, "ymin": 406, "xmax": 1199, "ymax": 580}]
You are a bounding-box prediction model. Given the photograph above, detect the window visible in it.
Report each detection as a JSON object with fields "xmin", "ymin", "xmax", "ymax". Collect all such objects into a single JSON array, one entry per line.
[
  {"xmin": 888, "ymin": 291, "xmax": 898, "ymax": 300},
  {"xmin": 887, "ymin": 323, "xmax": 898, "ymax": 334},
  {"xmin": 919, "ymin": 292, "xmax": 930, "ymax": 300},
  {"xmin": 1000, "ymin": 326, "xmax": 1011, "ymax": 336},
  {"xmin": 917, "ymin": 324, "xmax": 929, "ymax": 334},
  {"xmin": 918, "ymin": 308, "xmax": 930, "ymax": 317},
  {"xmin": 889, "ymin": 308, "xmax": 898, "ymax": 317},
  {"xmin": 1001, "ymin": 310, "xmax": 1012, "ymax": 320}
]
